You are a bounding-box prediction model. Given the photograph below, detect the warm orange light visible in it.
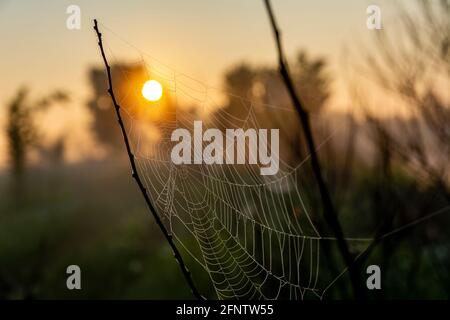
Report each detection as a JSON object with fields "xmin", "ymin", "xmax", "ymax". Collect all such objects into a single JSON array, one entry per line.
[{"xmin": 142, "ymin": 80, "xmax": 163, "ymax": 102}]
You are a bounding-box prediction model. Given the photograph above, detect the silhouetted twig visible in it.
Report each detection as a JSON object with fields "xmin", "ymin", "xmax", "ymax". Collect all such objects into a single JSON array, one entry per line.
[
  {"xmin": 263, "ymin": 0, "xmax": 365, "ymax": 299},
  {"xmin": 93, "ymin": 19, "xmax": 204, "ymax": 300}
]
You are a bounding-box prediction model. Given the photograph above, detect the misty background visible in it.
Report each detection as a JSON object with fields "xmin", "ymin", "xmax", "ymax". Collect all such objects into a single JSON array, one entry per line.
[{"xmin": 0, "ymin": 0, "xmax": 449, "ymax": 299}]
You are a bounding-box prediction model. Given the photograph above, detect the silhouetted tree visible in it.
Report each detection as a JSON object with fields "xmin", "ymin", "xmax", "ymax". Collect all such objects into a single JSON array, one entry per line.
[
  {"xmin": 87, "ymin": 63, "xmax": 177, "ymax": 155},
  {"xmin": 6, "ymin": 88, "xmax": 69, "ymax": 181},
  {"xmin": 88, "ymin": 64, "xmax": 146, "ymax": 152},
  {"xmin": 214, "ymin": 50, "xmax": 331, "ymax": 164}
]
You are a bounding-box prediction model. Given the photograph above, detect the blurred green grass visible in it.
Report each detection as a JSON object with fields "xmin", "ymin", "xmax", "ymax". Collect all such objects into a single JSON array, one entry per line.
[
  {"xmin": 0, "ymin": 160, "xmax": 448, "ymax": 299},
  {"xmin": 0, "ymin": 160, "xmax": 198, "ymax": 299}
]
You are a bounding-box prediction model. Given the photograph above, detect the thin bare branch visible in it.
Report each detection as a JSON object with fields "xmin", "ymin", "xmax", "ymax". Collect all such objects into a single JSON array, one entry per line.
[
  {"xmin": 263, "ymin": 0, "xmax": 365, "ymax": 299},
  {"xmin": 93, "ymin": 19, "xmax": 204, "ymax": 300}
]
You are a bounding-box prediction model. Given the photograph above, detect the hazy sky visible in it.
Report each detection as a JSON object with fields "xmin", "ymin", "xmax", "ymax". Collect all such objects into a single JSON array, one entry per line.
[
  {"xmin": 0, "ymin": 0, "xmax": 382, "ymax": 101},
  {"xmin": 0, "ymin": 0, "xmax": 402, "ymax": 166}
]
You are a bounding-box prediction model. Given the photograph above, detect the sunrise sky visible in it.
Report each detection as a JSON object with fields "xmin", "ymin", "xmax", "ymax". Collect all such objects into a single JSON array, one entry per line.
[{"xmin": 0, "ymin": 0, "xmax": 409, "ymax": 167}]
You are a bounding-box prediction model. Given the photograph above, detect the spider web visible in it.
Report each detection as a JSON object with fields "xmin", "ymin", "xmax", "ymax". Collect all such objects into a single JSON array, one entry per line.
[
  {"xmin": 95, "ymin": 23, "xmax": 450, "ymax": 300},
  {"xmin": 134, "ymin": 93, "xmax": 329, "ymax": 300}
]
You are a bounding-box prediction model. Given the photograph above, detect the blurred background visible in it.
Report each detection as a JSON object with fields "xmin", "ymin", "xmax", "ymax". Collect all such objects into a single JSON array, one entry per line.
[{"xmin": 0, "ymin": 0, "xmax": 449, "ymax": 299}]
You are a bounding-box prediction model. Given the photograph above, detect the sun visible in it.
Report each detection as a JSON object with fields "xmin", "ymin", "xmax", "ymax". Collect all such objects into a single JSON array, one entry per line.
[{"xmin": 142, "ymin": 79, "xmax": 163, "ymax": 102}]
